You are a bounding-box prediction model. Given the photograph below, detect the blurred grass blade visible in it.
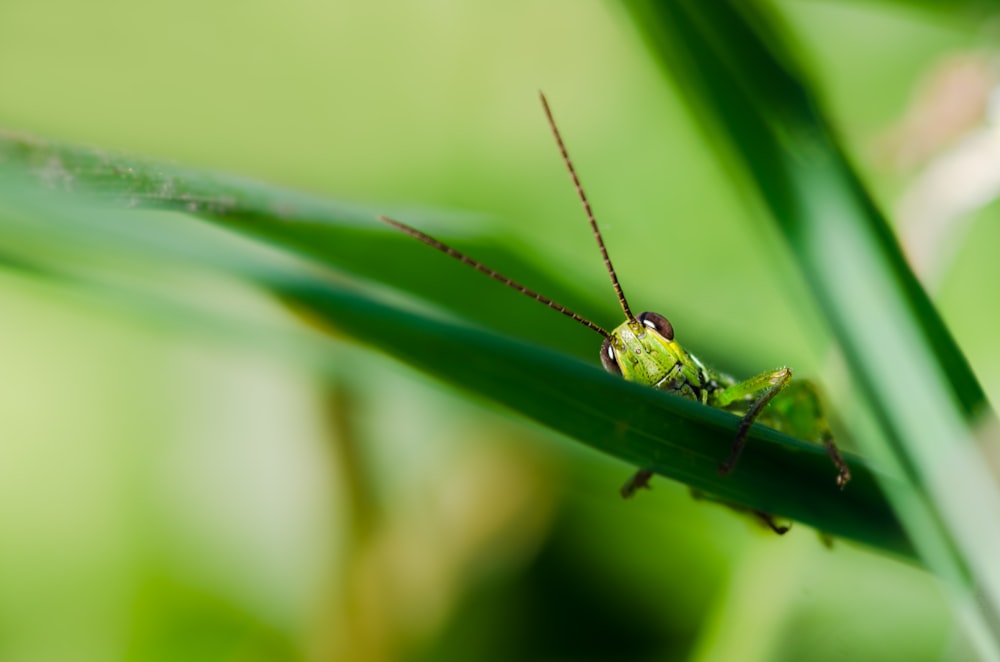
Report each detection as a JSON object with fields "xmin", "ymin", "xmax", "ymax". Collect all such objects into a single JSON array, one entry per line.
[
  {"xmin": 281, "ymin": 278, "xmax": 910, "ymax": 556},
  {"xmin": 0, "ymin": 130, "xmax": 605, "ymax": 361},
  {"xmin": 0, "ymin": 165, "xmax": 911, "ymax": 556},
  {"xmin": 623, "ymin": 0, "xmax": 1000, "ymax": 654}
]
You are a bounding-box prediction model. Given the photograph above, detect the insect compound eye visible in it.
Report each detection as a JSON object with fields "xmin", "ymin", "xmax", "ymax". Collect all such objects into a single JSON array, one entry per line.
[
  {"xmin": 638, "ymin": 311, "xmax": 674, "ymax": 340},
  {"xmin": 599, "ymin": 337, "xmax": 622, "ymax": 376}
]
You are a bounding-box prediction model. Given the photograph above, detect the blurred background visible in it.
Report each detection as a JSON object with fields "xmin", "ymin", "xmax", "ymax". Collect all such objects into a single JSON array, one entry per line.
[{"xmin": 2, "ymin": 1, "xmax": 1000, "ymax": 660}]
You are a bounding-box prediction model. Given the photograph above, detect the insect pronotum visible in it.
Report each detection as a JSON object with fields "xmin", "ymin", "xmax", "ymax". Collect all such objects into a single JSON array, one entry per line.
[{"xmin": 379, "ymin": 93, "xmax": 851, "ymax": 531}]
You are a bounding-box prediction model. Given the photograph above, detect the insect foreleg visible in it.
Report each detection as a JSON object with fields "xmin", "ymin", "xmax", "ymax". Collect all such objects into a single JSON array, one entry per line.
[
  {"xmin": 713, "ymin": 367, "xmax": 793, "ymax": 477},
  {"xmin": 620, "ymin": 468, "xmax": 654, "ymax": 499}
]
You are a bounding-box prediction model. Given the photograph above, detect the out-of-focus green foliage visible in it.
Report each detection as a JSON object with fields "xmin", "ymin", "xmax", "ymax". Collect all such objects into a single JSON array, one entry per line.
[
  {"xmin": 0, "ymin": 138, "xmax": 906, "ymax": 556},
  {"xmin": 0, "ymin": 1, "xmax": 997, "ymax": 660},
  {"xmin": 623, "ymin": 1, "xmax": 1000, "ymax": 656}
]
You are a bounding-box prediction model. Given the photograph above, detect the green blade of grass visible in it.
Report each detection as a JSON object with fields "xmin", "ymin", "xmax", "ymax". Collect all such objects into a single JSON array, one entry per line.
[
  {"xmin": 622, "ymin": 0, "xmax": 1000, "ymax": 653},
  {"xmin": 0, "ymin": 130, "xmax": 606, "ymax": 361},
  {"xmin": 0, "ymin": 170, "xmax": 912, "ymax": 557}
]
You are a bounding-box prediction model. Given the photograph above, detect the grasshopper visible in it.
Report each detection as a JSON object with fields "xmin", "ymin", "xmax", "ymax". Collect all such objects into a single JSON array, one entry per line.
[{"xmin": 379, "ymin": 93, "xmax": 850, "ymax": 529}]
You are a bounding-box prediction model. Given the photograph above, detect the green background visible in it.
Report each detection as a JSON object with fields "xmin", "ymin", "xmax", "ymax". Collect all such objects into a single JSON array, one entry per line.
[{"xmin": 1, "ymin": 1, "xmax": 997, "ymax": 660}]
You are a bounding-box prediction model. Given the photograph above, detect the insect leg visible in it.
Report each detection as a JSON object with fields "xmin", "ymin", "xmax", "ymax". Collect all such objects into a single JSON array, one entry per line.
[
  {"xmin": 819, "ymin": 428, "xmax": 851, "ymax": 488},
  {"xmin": 762, "ymin": 379, "xmax": 852, "ymax": 488},
  {"xmin": 620, "ymin": 468, "xmax": 654, "ymax": 498},
  {"xmin": 754, "ymin": 511, "xmax": 791, "ymax": 535},
  {"xmin": 713, "ymin": 371, "xmax": 851, "ymax": 487},
  {"xmin": 713, "ymin": 367, "xmax": 793, "ymax": 477},
  {"xmin": 690, "ymin": 488, "xmax": 791, "ymax": 535}
]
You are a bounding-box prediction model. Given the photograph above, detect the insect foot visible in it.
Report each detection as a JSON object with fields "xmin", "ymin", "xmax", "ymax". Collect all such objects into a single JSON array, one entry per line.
[{"xmin": 620, "ymin": 469, "xmax": 654, "ymax": 499}]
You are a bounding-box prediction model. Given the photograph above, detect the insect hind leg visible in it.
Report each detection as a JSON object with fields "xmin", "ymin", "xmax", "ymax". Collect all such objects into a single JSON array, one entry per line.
[
  {"xmin": 763, "ymin": 379, "xmax": 851, "ymax": 488},
  {"xmin": 713, "ymin": 369, "xmax": 851, "ymax": 488},
  {"xmin": 690, "ymin": 488, "xmax": 791, "ymax": 535},
  {"xmin": 618, "ymin": 375, "xmax": 851, "ymax": 502}
]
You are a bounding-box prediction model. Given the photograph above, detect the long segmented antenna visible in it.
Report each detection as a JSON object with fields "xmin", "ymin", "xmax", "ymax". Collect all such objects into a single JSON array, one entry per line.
[
  {"xmin": 378, "ymin": 215, "xmax": 610, "ymax": 338},
  {"xmin": 539, "ymin": 91, "xmax": 635, "ymax": 323}
]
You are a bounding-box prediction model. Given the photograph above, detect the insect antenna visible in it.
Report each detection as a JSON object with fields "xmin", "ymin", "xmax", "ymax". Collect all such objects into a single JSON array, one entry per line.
[
  {"xmin": 378, "ymin": 215, "xmax": 610, "ymax": 338},
  {"xmin": 539, "ymin": 92, "xmax": 636, "ymax": 324}
]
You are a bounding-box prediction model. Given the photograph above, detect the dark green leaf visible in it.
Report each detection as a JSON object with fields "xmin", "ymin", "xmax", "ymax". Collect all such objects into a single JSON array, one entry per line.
[{"xmin": 0, "ymin": 163, "xmax": 910, "ymax": 558}]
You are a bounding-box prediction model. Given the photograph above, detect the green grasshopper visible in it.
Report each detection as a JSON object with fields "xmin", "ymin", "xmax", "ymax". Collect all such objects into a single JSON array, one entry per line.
[{"xmin": 379, "ymin": 93, "xmax": 850, "ymax": 529}]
